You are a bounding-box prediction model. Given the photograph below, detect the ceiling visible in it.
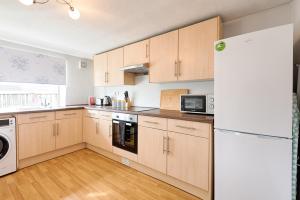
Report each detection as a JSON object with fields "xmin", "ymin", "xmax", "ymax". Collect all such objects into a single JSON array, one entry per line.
[{"xmin": 0, "ymin": 0, "xmax": 291, "ymax": 58}]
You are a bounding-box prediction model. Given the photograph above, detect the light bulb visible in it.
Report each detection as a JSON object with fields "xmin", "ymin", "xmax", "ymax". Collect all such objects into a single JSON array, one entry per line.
[
  {"xmin": 19, "ymin": 0, "xmax": 34, "ymax": 6},
  {"xmin": 68, "ymin": 7, "xmax": 80, "ymax": 20}
]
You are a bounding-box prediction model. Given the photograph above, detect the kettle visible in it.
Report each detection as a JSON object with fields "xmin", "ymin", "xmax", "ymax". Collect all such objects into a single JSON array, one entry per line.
[{"xmin": 103, "ymin": 96, "xmax": 112, "ymax": 106}]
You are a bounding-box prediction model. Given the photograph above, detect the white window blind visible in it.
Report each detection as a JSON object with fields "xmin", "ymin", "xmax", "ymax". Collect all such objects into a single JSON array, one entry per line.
[{"xmin": 0, "ymin": 46, "xmax": 66, "ymax": 85}]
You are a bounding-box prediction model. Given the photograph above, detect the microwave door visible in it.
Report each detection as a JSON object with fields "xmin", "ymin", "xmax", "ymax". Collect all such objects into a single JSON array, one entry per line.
[{"xmin": 182, "ymin": 96, "xmax": 206, "ymax": 112}]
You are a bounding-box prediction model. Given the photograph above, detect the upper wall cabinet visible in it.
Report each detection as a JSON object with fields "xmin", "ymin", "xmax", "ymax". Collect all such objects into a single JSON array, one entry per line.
[
  {"xmin": 94, "ymin": 48, "xmax": 134, "ymax": 86},
  {"xmin": 149, "ymin": 16, "xmax": 221, "ymax": 83},
  {"xmin": 94, "ymin": 53, "xmax": 107, "ymax": 86},
  {"xmin": 124, "ymin": 39, "xmax": 150, "ymax": 67},
  {"xmin": 178, "ymin": 16, "xmax": 221, "ymax": 81},
  {"xmin": 107, "ymin": 48, "xmax": 134, "ymax": 86},
  {"xmin": 149, "ymin": 30, "xmax": 179, "ymax": 83}
]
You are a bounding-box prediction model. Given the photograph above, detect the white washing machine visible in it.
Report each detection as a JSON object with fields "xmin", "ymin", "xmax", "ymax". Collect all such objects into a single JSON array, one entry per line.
[{"xmin": 0, "ymin": 118, "xmax": 16, "ymax": 176}]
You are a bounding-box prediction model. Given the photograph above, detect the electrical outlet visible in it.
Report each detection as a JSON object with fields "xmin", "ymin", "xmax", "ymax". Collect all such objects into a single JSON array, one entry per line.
[{"xmin": 121, "ymin": 158, "xmax": 130, "ymax": 166}]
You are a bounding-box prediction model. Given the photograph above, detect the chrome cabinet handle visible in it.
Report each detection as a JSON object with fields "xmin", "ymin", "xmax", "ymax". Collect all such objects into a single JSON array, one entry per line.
[
  {"xmin": 56, "ymin": 123, "xmax": 59, "ymax": 136},
  {"xmin": 106, "ymin": 72, "xmax": 109, "ymax": 83},
  {"xmin": 30, "ymin": 116, "xmax": 47, "ymax": 120},
  {"xmin": 177, "ymin": 60, "xmax": 181, "ymax": 76},
  {"xmin": 163, "ymin": 136, "xmax": 170, "ymax": 154},
  {"xmin": 101, "ymin": 114, "xmax": 110, "ymax": 118},
  {"xmin": 174, "ymin": 61, "xmax": 177, "ymax": 77},
  {"xmin": 144, "ymin": 121, "xmax": 159, "ymax": 125},
  {"xmin": 176, "ymin": 125, "xmax": 196, "ymax": 130},
  {"xmin": 109, "ymin": 124, "xmax": 112, "ymax": 137},
  {"xmin": 146, "ymin": 44, "xmax": 149, "ymax": 58},
  {"xmin": 64, "ymin": 113, "xmax": 76, "ymax": 116},
  {"xmin": 53, "ymin": 123, "xmax": 56, "ymax": 136},
  {"xmin": 96, "ymin": 122, "xmax": 99, "ymax": 134}
]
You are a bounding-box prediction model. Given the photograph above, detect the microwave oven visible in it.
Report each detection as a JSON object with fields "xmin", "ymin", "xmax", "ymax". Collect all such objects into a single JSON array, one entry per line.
[{"xmin": 180, "ymin": 94, "xmax": 214, "ymax": 114}]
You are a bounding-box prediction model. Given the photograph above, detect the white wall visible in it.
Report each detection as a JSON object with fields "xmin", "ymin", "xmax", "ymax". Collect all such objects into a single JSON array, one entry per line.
[
  {"xmin": 0, "ymin": 39, "xmax": 94, "ymax": 105},
  {"xmin": 94, "ymin": 3, "xmax": 294, "ymax": 108},
  {"xmin": 223, "ymin": 3, "xmax": 292, "ymax": 38},
  {"xmin": 95, "ymin": 76, "xmax": 213, "ymax": 108}
]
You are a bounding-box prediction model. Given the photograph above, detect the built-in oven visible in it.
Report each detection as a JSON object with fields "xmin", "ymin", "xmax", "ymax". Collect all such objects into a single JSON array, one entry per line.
[{"xmin": 112, "ymin": 113, "xmax": 138, "ymax": 154}]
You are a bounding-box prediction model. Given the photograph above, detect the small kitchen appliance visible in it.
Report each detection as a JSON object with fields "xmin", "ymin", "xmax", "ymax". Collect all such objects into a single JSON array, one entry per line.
[
  {"xmin": 180, "ymin": 94, "xmax": 214, "ymax": 114},
  {"xmin": 103, "ymin": 96, "xmax": 112, "ymax": 106}
]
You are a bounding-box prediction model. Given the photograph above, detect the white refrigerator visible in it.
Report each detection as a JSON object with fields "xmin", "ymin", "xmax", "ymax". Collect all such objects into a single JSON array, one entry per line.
[{"xmin": 214, "ymin": 24, "xmax": 293, "ymax": 200}]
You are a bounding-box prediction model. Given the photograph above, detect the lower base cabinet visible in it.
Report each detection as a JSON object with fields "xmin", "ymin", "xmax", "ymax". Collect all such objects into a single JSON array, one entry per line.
[
  {"xmin": 18, "ymin": 121, "xmax": 56, "ymax": 160},
  {"xmin": 83, "ymin": 115, "xmax": 112, "ymax": 152},
  {"xmin": 97, "ymin": 119, "xmax": 112, "ymax": 152},
  {"xmin": 18, "ymin": 110, "xmax": 83, "ymax": 160},
  {"xmin": 138, "ymin": 116, "xmax": 212, "ymax": 192},
  {"xmin": 56, "ymin": 118, "xmax": 83, "ymax": 149},
  {"xmin": 138, "ymin": 126, "xmax": 167, "ymax": 174},
  {"xmin": 167, "ymin": 131, "xmax": 209, "ymax": 190}
]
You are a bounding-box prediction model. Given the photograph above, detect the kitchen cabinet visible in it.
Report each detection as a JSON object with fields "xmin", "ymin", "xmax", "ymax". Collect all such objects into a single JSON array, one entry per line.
[
  {"xmin": 138, "ymin": 126, "xmax": 167, "ymax": 173},
  {"xmin": 107, "ymin": 48, "xmax": 135, "ymax": 86},
  {"xmin": 149, "ymin": 30, "xmax": 179, "ymax": 83},
  {"xmin": 55, "ymin": 110, "xmax": 83, "ymax": 149},
  {"xmin": 94, "ymin": 49, "xmax": 135, "ymax": 86},
  {"xmin": 97, "ymin": 119, "xmax": 112, "ymax": 152},
  {"xmin": 18, "ymin": 110, "xmax": 83, "ymax": 160},
  {"xmin": 18, "ymin": 121, "xmax": 56, "ymax": 159},
  {"xmin": 83, "ymin": 116, "xmax": 98, "ymax": 146},
  {"xmin": 83, "ymin": 110, "xmax": 113, "ymax": 152},
  {"xmin": 56, "ymin": 117, "xmax": 83, "ymax": 149},
  {"xmin": 178, "ymin": 16, "xmax": 221, "ymax": 81},
  {"xmin": 94, "ymin": 53, "xmax": 107, "ymax": 86},
  {"xmin": 124, "ymin": 39, "xmax": 150, "ymax": 67},
  {"xmin": 138, "ymin": 116, "xmax": 212, "ymax": 192},
  {"xmin": 167, "ymin": 131, "xmax": 209, "ymax": 190}
]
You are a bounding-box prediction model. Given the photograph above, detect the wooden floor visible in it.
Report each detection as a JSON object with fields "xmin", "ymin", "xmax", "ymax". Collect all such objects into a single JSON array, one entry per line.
[{"xmin": 0, "ymin": 149, "xmax": 201, "ymax": 200}]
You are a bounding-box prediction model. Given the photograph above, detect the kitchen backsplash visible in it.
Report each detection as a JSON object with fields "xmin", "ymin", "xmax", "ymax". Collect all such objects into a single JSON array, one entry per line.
[{"xmin": 94, "ymin": 75, "xmax": 214, "ymax": 108}]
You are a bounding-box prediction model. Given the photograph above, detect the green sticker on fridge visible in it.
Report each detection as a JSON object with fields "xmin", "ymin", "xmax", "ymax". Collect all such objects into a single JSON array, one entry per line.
[{"xmin": 215, "ymin": 41, "xmax": 226, "ymax": 52}]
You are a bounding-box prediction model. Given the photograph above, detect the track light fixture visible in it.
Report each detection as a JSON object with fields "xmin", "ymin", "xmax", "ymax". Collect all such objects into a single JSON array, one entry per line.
[{"xmin": 19, "ymin": 0, "xmax": 80, "ymax": 20}]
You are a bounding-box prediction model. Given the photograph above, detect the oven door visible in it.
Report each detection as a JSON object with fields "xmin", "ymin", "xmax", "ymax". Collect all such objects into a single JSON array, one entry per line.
[
  {"xmin": 181, "ymin": 95, "xmax": 206, "ymax": 113},
  {"xmin": 112, "ymin": 120, "xmax": 138, "ymax": 154}
]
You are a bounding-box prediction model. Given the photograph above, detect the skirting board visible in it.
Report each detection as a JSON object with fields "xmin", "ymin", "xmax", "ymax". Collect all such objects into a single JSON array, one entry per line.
[
  {"xmin": 86, "ymin": 144, "xmax": 211, "ymax": 200},
  {"xmin": 18, "ymin": 143, "xmax": 86, "ymax": 169}
]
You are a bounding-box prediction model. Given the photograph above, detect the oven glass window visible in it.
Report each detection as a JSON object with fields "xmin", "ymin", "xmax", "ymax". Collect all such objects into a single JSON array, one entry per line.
[{"xmin": 112, "ymin": 121, "xmax": 138, "ymax": 154}]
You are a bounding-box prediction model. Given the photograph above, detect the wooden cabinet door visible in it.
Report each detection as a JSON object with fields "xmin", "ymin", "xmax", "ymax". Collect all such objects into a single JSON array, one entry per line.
[
  {"xmin": 18, "ymin": 121, "xmax": 56, "ymax": 159},
  {"xmin": 83, "ymin": 117, "xmax": 97, "ymax": 146},
  {"xmin": 138, "ymin": 126, "xmax": 167, "ymax": 174},
  {"xmin": 167, "ymin": 132, "xmax": 209, "ymax": 190},
  {"xmin": 107, "ymin": 48, "xmax": 125, "ymax": 86},
  {"xmin": 95, "ymin": 119, "xmax": 112, "ymax": 152},
  {"xmin": 178, "ymin": 16, "xmax": 221, "ymax": 81},
  {"xmin": 94, "ymin": 53, "xmax": 107, "ymax": 86},
  {"xmin": 124, "ymin": 39, "xmax": 150, "ymax": 66},
  {"xmin": 56, "ymin": 118, "xmax": 83, "ymax": 149},
  {"xmin": 149, "ymin": 30, "xmax": 179, "ymax": 83}
]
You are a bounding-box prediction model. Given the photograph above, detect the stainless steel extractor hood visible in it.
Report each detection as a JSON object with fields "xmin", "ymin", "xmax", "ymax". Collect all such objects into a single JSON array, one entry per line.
[{"xmin": 120, "ymin": 63, "xmax": 149, "ymax": 74}]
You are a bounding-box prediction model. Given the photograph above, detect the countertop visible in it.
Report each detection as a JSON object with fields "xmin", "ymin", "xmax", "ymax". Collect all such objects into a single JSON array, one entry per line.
[
  {"xmin": 0, "ymin": 105, "xmax": 84, "ymax": 116},
  {"xmin": 0, "ymin": 105, "xmax": 214, "ymax": 123},
  {"xmin": 139, "ymin": 109, "xmax": 214, "ymax": 123},
  {"xmin": 85, "ymin": 106, "xmax": 214, "ymax": 123}
]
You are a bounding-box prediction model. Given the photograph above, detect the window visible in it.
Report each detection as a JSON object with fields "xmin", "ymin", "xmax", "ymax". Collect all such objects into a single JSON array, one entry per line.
[{"xmin": 0, "ymin": 82, "xmax": 66, "ymax": 109}]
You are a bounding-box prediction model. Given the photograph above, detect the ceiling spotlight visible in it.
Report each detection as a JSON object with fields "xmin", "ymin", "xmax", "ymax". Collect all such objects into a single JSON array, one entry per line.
[
  {"xmin": 68, "ymin": 7, "xmax": 80, "ymax": 20},
  {"xmin": 19, "ymin": 0, "xmax": 34, "ymax": 6}
]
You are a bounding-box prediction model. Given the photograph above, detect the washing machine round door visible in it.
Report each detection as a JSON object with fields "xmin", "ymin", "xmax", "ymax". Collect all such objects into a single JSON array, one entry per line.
[{"xmin": 0, "ymin": 135, "xmax": 9, "ymax": 160}]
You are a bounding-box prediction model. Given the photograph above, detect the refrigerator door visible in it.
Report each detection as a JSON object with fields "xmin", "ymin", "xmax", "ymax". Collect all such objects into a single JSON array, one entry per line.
[
  {"xmin": 215, "ymin": 129, "xmax": 292, "ymax": 200},
  {"xmin": 214, "ymin": 24, "xmax": 293, "ymax": 138}
]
